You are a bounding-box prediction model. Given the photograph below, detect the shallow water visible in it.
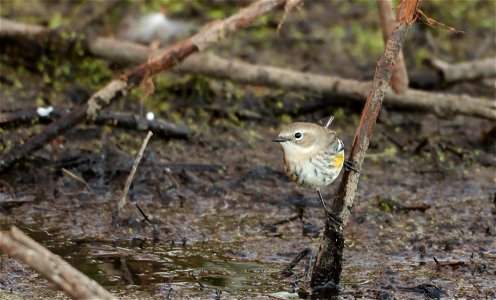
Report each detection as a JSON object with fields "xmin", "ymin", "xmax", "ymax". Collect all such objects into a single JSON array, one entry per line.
[{"xmin": 15, "ymin": 228, "xmax": 289, "ymax": 294}]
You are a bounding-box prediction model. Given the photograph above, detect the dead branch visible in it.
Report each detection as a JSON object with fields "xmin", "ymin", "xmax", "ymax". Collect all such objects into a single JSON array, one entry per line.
[
  {"xmin": 0, "ymin": 108, "xmax": 191, "ymax": 138},
  {"xmin": 310, "ymin": 0, "xmax": 420, "ymax": 293},
  {"xmin": 0, "ymin": 0, "xmax": 287, "ymax": 172},
  {"xmin": 112, "ymin": 131, "xmax": 153, "ymax": 226},
  {"xmin": 0, "ymin": 226, "xmax": 116, "ymax": 300},
  {"xmin": 429, "ymin": 57, "xmax": 496, "ymax": 82},
  {"xmin": 377, "ymin": 0, "xmax": 409, "ymax": 93},
  {"xmin": 1, "ymin": 19, "xmax": 494, "ymax": 121}
]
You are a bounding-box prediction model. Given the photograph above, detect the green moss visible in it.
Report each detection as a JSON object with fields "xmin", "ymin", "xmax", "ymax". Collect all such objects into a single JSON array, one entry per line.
[
  {"xmin": 78, "ymin": 59, "xmax": 113, "ymax": 86},
  {"xmin": 280, "ymin": 114, "xmax": 292, "ymax": 124},
  {"xmin": 48, "ymin": 12, "xmax": 65, "ymax": 29},
  {"xmin": 350, "ymin": 23, "xmax": 383, "ymax": 63},
  {"xmin": 333, "ymin": 108, "xmax": 346, "ymax": 121}
]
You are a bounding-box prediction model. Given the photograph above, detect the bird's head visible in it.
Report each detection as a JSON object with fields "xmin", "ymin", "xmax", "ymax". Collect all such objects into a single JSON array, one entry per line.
[{"xmin": 272, "ymin": 122, "xmax": 331, "ymax": 157}]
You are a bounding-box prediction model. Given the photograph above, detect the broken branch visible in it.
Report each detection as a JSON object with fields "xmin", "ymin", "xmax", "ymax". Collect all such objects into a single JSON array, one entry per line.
[{"xmin": 0, "ymin": 226, "xmax": 116, "ymax": 300}]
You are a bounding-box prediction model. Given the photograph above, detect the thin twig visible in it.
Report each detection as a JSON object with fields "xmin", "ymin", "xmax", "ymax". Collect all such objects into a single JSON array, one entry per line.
[
  {"xmin": 112, "ymin": 131, "xmax": 153, "ymax": 226},
  {"xmin": 465, "ymin": 276, "xmax": 482, "ymax": 294},
  {"xmin": 281, "ymin": 248, "xmax": 311, "ymax": 277},
  {"xmin": 61, "ymin": 168, "xmax": 94, "ymax": 193},
  {"xmin": 135, "ymin": 203, "xmax": 159, "ymax": 238}
]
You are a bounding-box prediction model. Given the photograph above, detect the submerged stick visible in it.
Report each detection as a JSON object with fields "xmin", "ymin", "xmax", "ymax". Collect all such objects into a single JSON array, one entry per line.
[
  {"xmin": 0, "ymin": 226, "xmax": 116, "ymax": 299},
  {"xmin": 112, "ymin": 130, "xmax": 153, "ymax": 226},
  {"xmin": 310, "ymin": 0, "xmax": 420, "ymax": 293}
]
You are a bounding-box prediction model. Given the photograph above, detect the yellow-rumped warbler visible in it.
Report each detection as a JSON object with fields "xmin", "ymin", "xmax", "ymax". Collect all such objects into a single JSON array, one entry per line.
[{"xmin": 272, "ymin": 116, "xmax": 353, "ymax": 215}]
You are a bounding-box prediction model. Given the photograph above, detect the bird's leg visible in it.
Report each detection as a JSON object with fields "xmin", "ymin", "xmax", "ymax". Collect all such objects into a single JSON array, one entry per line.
[
  {"xmin": 317, "ymin": 190, "xmax": 341, "ymax": 226},
  {"xmin": 317, "ymin": 189, "xmax": 329, "ymax": 213},
  {"xmin": 344, "ymin": 160, "xmax": 360, "ymax": 173}
]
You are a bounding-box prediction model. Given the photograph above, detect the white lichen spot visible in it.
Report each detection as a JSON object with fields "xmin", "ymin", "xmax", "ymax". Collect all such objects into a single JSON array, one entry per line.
[
  {"xmin": 146, "ymin": 112, "xmax": 155, "ymax": 121},
  {"xmin": 36, "ymin": 106, "xmax": 53, "ymax": 117}
]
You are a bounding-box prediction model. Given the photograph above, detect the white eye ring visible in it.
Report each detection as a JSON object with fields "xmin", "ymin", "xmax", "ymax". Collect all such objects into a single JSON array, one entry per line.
[{"xmin": 294, "ymin": 132, "xmax": 303, "ymax": 140}]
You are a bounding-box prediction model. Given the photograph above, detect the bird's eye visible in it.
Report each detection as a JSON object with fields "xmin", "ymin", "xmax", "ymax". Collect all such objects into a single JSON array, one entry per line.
[{"xmin": 294, "ymin": 132, "xmax": 303, "ymax": 140}]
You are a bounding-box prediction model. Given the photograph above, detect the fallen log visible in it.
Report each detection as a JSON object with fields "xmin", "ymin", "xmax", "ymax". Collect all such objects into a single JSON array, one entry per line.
[{"xmin": 1, "ymin": 18, "xmax": 494, "ymax": 121}]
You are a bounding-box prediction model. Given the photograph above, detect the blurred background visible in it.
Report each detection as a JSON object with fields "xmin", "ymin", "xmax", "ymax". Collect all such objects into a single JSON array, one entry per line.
[{"xmin": 1, "ymin": 1, "xmax": 495, "ymax": 299}]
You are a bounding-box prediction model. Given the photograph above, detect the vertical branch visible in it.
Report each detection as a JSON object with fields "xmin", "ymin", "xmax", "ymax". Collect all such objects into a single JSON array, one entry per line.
[
  {"xmin": 311, "ymin": 0, "xmax": 420, "ymax": 292},
  {"xmin": 378, "ymin": 0, "xmax": 410, "ymax": 93}
]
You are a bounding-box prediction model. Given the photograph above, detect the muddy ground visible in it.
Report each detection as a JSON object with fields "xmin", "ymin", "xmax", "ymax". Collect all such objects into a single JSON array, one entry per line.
[{"xmin": 1, "ymin": 1, "xmax": 495, "ymax": 299}]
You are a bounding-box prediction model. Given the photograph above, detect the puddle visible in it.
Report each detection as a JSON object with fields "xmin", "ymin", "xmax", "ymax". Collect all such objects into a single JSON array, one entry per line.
[{"xmin": 15, "ymin": 227, "xmax": 288, "ymax": 295}]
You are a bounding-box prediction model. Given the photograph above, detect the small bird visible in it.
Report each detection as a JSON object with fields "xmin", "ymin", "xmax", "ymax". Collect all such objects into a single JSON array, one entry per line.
[{"xmin": 272, "ymin": 116, "xmax": 349, "ymax": 216}]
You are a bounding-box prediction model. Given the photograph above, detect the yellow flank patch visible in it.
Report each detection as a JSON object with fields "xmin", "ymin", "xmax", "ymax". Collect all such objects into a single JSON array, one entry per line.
[{"xmin": 334, "ymin": 152, "xmax": 345, "ymax": 169}]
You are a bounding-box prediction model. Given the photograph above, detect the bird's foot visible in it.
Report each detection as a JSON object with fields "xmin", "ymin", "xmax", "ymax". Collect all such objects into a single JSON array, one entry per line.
[{"xmin": 344, "ymin": 160, "xmax": 360, "ymax": 173}]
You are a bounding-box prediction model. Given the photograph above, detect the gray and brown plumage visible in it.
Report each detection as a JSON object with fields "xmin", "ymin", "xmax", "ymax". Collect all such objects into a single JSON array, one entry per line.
[{"xmin": 272, "ymin": 117, "xmax": 345, "ymax": 214}]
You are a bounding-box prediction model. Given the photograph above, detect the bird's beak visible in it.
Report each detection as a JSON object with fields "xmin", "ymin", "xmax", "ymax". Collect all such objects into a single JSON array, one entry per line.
[{"xmin": 272, "ymin": 136, "xmax": 290, "ymax": 143}]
